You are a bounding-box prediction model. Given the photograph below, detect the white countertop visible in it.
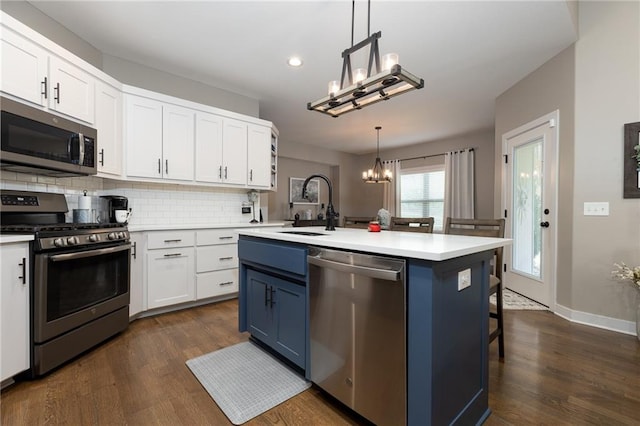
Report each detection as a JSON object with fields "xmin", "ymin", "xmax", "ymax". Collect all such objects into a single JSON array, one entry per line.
[
  {"xmin": 1, "ymin": 234, "xmax": 35, "ymax": 244},
  {"xmin": 237, "ymin": 226, "xmax": 512, "ymax": 261},
  {"xmin": 128, "ymin": 221, "xmax": 286, "ymax": 233}
]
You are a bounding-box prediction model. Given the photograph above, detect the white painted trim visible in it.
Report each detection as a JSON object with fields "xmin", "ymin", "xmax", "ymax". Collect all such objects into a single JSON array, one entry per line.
[
  {"xmin": 554, "ymin": 303, "xmax": 637, "ymax": 336},
  {"xmin": 501, "ymin": 110, "xmax": 559, "ymax": 312}
]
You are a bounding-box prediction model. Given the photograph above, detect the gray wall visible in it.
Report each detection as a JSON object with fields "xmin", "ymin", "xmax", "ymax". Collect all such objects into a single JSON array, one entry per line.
[
  {"xmin": 495, "ymin": 45, "xmax": 576, "ymax": 307},
  {"xmin": 570, "ymin": 1, "xmax": 639, "ymax": 320},
  {"xmin": 495, "ymin": 1, "xmax": 640, "ymax": 323},
  {"xmin": 2, "ymin": 1, "xmax": 259, "ymax": 117},
  {"xmin": 348, "ymin": 129, "xmax": 496, "ymax": 220}
]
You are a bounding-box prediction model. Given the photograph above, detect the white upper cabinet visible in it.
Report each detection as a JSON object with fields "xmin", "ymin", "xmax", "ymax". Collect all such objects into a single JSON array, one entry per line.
[
  {"xmin": 0, "ymin": 28, "xmax": 48, "ymax": 106},
  {"xmin": 162, "ymin": 104, "xmax": 195, "ymax": 181},
  {"xmin": 95, "ymin": 81, "xmax": 123, "ymax": 178},
  {"xmin": 0, "ymin": 28, "xmax": 94, "ymax": 123},
  {"xmin": 48, "ymin": 55, "xmax": 95, "ymax": 123},
  {"xmin": 247, "ymin": 124, "xmax": 271, "ymax": 189},
  {"xmin": 222, "ymin": 119, "xmax": 248, "ymax": 185},
  {"xmin": 195, "ymin": 112, "xmax": 224, "ymax": 183},
  {"xmin": 124, "ymin": 94, "xmax": 195, "ymax": 182},
  {"xmin": 125, "ymin": 94, "xmax": 163, "ymax": 179}
]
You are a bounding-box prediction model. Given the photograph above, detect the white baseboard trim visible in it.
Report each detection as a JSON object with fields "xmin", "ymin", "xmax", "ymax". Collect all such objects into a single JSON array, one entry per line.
[{"xmin": 554, "ymin": 303, "xmax": 637, "ymax": 336}]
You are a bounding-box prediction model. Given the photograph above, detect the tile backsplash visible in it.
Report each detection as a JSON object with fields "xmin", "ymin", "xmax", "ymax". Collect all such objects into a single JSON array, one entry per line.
[{"xmin": 0, "ymin": 171, "xmax": 259, "ymax": 225}]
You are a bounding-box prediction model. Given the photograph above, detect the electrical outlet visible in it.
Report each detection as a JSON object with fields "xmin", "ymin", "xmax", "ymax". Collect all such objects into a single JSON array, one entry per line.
[
  {"xmin": 458, "ymin": 268, "xmax": 471, "ymax": 291},
  {"xmin": 241, "ymin": 206, "xmax": 251, "ymax": 214}
]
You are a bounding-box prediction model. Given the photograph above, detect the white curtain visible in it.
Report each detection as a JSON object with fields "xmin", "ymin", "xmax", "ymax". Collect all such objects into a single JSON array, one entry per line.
[
  {"xmin": 382, "ymin": 159, "xmax": 401, "ymax": 216},
  {"xmin": 444, "ymin": 149, "xmax": 475, "ymax": 220}
]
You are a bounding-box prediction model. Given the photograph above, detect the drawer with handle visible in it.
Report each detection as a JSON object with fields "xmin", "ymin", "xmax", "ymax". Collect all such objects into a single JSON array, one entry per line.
[
  {"xmin": 147, "ymin": 231, "xmax": 195, "ymax": 249},
  {"xmin": 197, "ymin": 244, "xmax": 238, "ymax": 272},
  {"xmin": 196, "ymin": 269, "xmax": 238, "ymax": 299},
  {"xmin": 196, "ymin": 229, "xmax": 238, "ymax": 245}
]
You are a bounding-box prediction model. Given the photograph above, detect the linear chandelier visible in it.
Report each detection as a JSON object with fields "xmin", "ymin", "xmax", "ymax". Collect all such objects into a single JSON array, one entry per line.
[
  {"xmin": 363, "ymin": 126, "xmax": 392, "ymax": 183},
  {"xmin": 307, "ymin": 1, "xmax": 424, "ymax": 118}
]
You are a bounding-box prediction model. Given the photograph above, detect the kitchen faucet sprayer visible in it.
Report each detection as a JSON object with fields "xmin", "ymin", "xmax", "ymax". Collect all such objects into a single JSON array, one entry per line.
[{"xmin": 302, "ymin": 174, "xmax": 337, "ymax": 231}]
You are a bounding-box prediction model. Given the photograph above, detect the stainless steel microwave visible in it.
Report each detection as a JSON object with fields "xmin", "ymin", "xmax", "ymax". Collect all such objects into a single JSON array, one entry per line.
[{"xmin": 1, "ymin": 96, "xmax": 97, "ymax": 176}]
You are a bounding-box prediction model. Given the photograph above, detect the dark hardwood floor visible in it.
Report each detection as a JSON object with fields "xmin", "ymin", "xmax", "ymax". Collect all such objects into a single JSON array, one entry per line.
[{"xmin": 2, "ymin": 299, "xmax": 639, "ymax": 425}]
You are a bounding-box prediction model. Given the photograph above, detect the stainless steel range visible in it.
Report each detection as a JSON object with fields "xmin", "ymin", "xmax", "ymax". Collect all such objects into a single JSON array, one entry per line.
[{"xmin": 0, "ymin": 190, "xmax": 130, "ymax": 377}]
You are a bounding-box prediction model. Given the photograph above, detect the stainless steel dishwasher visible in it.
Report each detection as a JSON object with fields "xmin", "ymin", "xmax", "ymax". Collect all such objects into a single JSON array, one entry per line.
[{"xmin": 308, "ymin": 246, "xmax": 406, "ymax": 426}]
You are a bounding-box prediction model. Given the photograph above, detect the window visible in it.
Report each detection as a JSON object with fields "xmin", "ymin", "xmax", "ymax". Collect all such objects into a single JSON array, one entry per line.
[{"xmin": 400, "ymin": 165, "xmax": 445, "ymax": 231}]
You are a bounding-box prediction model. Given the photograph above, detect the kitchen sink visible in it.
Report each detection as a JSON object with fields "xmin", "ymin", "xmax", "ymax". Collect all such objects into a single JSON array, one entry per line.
[{"xmin": 278, "ymin": 231, "xmax": 327, "ymax": 236}]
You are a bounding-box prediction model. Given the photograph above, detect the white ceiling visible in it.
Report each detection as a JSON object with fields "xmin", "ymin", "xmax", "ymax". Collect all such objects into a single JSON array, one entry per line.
[{"xmin": 29, "ymin": 1, "xmax": 577, "ymax": 154}]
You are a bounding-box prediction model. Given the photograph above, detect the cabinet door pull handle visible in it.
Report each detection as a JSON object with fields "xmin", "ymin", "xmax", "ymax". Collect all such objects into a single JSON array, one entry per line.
[
  {"xmin": 218, "ymin": 236, "xmax": 233, "ymax": 240},
  {"xmin": 18, "ymin": 257, "xmax": 26, "ymax": 284},
  {"xmin": 219, "ymin": 165, "xmax": 222, "ymax": 179},
  {"xmin": 41, "ymin": 77, "xmax": 48, "ymax": 98},
  {"xmin": 163, "ymin": 239, "xmax": 182, "ymax": 243},
  {"xmin": 219, "ymin": 281, "xmax": 234, "ymax": 286},
  {"xmin": 54, "ymin": 82, "xmax": 60, "ymax": 103},
  {"xmin": 132, "ymin": 241, "xmax": 137, "ymax": 259},
  {"xmin": 158, "ymin": 158, "xmax": 161, "ymax": 174},
  {"xmin": 219, "ymin": 256, "xmax": 233, "ymax": 261},
  {"xmin": 249, "ymin": 169, "xmax": 253, "ymax": 181},
  {"xmin": 264, "ymin": 285, "xmax": 269, "ymax": 306},
  {"xmin": 270, "ymin": 287, "xmax": 276, "ymax": 308},
  {"xmin": 165, "ymin": 159, "xmax": 169, "ymax": 175},
  {"xmin": 163, "ymin": 253, "xmax": 182, "ymax": 257},
  {"xmin": 99, "ymin": 148, "xmax": 105, "ymax": 166},
  {"xmin": 224, "ymin": 166, "xmax": 228, "ymax": 179}
]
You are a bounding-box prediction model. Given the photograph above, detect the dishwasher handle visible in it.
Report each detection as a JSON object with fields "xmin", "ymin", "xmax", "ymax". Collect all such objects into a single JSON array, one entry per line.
[{"xmin": 308, "ymin": 255, "xmax": 402, "ymax": 281}]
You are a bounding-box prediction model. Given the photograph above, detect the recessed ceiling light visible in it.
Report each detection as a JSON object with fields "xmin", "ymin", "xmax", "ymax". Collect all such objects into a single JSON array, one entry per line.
[{"xmin": 287, "ymin": 56, "xmax": 303, "ymax": 67}]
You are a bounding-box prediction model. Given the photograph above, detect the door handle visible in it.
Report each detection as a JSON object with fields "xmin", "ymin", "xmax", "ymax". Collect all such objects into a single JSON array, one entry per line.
[
  {"xmin": 99, "ymin": 148, "xmax": 105, "ymax": 166},
  {"xmin": 540, "ymin": 221, "xmax": 550, "ymax": 228},
  {"xmin": 165, "ymin": 159, "xmax": 169, "ymax": 175},
  {"xmin": 250, "ymin": 169, "xmax": 253, "ymax": 182},
  {"xmin": 158, "ymin": 158, "xmax": 161, "ymax": 174},
  {"xmin": 270, "ymin": 287, "xmax": 276, "ymax": 308},
  {"xmin": 41, "ymin": 77, "xmax": 48, "ymax": 99},
  {"xmin": 54, "ymin": 82, "xmax": 60, "ymax": 103},
  {"xmin": 18, "ymin": 257, "xmax": 26, "ymax": 284}
]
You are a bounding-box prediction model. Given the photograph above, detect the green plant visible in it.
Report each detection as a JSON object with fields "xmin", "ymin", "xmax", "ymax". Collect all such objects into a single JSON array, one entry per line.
[{"xmin": 612, "ymin": 262, "xmax": 640, "ymax": 289}]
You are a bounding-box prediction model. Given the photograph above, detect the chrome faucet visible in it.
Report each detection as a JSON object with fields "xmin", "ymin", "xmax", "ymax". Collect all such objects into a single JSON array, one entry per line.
[{"xmin": 302, "ymin": 174, "xmax": 337, "ymax": 231}]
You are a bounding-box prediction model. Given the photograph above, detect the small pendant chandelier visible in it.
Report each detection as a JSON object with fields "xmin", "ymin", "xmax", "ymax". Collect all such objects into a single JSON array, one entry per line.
[
  {"xmin": 307, "ymin": 0, "xmax": 423, "ymax": 118},
  {"xmin": 362, "ymin": 126, "xmax": 392, "ymax": 183}
]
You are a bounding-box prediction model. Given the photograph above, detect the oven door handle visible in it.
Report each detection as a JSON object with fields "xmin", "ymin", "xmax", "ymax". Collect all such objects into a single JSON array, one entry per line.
[{"xmin": 49, "ymin": 243, "xmax": 131, "ymax": 262}]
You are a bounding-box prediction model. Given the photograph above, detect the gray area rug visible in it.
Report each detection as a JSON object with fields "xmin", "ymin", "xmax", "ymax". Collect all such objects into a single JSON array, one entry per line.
[
  {"xmin": 186, "ymin": 341, "xmax": 311, "ymax": 425},
  {"xmin": 491, "ymin": 288, "xmax": 548, "ymax": 310}
]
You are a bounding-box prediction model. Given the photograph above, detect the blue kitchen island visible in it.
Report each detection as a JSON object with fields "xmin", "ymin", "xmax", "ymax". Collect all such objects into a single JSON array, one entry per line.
[{"xmin": 237, "ymin": 227, "xmax": 510, "ymax": 426}]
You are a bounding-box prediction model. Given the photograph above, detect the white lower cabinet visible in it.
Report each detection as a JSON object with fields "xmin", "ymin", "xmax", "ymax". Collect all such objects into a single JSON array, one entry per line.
[
  {"xmin": 1, "ymin": 242, "xmax": 30, "ymax": 382},
  {"xmin": 146, "ymin": 230, "xmax": 195, "ymax": 309},
  {"xmin": 196, "ymin": 229, "xmax": 239, "ymax": 299},
  {"xmin": 129, "ymin": 232, "xmax": 145, "ymax": 318}
]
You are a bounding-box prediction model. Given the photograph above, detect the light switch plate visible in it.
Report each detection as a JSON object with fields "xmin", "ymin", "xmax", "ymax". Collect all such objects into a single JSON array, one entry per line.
[
  {"xmin": 583, "ymin": 202, "xmax": 609, "ymax": 216},
  {"xmin": 458, "ymin": 268, "xmax": 471, "ymax": 291}
]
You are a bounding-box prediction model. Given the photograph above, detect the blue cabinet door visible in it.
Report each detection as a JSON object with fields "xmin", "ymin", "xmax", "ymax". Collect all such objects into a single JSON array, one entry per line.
[
  {"xmin": 246, "ymin": 269, "xmax": 272, "ymax": 341},
  {"xmin": 245, "ymin": 268, "xmax": 306, "ymax": 369},
  {"xmin": 273, "ymin": 279, "xmax": 305, "ymax": 368}
]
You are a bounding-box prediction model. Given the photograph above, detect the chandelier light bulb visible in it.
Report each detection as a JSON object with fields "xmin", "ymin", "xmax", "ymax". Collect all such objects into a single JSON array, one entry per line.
[
  {"xmin": 354, "ymin": 68, "xmax": 367, "ymax": 84},
  {"xmin": 382, "ymin": 53, "xmax": 399, "ymax": 71},
  {"xmin": 328, "ymin": 80, "xmax": 340, "ymax": 96}
]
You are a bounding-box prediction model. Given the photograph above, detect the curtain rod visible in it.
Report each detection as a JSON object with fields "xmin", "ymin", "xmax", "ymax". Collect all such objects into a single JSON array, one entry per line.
[{"xmin": 393, "ymin": 147, "xmax": 474, "ymax": 163}]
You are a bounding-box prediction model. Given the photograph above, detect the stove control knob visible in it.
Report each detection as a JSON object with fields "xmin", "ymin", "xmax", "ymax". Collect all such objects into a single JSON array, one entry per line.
[
  {"xmin": 118, "ymin": 232, "xmax": 126, "ymax": 239},
  {"xmin": 54, "ymin": 238, "xmax": 65, "ymax": 247},
  {"xmin": 89, "ymin": 234, "xmax": 99, "ymax": 242},
  {"xmin": 107, "ymin": 232, "xmax": 117, "ymax": 240},
  {"xmin": 67, "ymin": 236, "xmax": 79, "ymax": 246}
]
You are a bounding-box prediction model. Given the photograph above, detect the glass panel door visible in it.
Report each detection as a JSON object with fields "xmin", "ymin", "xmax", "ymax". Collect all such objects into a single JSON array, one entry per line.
[{"xmin": 511, "ymin": 138, "xmax": 543, "ymax": 280}]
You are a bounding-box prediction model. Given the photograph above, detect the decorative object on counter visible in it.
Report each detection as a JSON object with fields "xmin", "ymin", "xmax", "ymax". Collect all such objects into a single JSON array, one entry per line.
[
  {"xmin": 623, "ymin": 122, "xmax": 640, "ymax": 198},
  {"xmin": 611, "ymin": 261, "xmax": 640, "ymax": 340},
  {"xmin": 367, "ymin": 221, "xmax": 381, "ymax": 232},
  {"xmin": 377, "ymin": 208, "xmax": 390, "ymax": 229},
  {"xmin": 302, "ymin": 174, "xmax": 337, "ymax": 231},
  {"xmin": 307, "ymin": 0, "xmax": 423, "ymax": 117},
  {"xmin": 289, "ymin": 177, "xmax": 319, "ymax": 204},
  {"xmin": 363, "ymin": 126, "xmax": 392, "ymax": 183},
  {"xmin": 186, "ymin": 341, "xmax": 311, "ymax": 425},
  {"xmin": 247, "ymin": 190, "xmax": 259, "ymax": 224},
  {"xmin": 78, "ymin": 190, "xmax": 91, "ymax": 210}
]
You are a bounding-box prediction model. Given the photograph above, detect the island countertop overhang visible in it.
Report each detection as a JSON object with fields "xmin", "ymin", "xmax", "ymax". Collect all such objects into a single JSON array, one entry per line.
[{"xmin": 235, "ymin": 226, "xmax": 511, "ymax": 261}]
